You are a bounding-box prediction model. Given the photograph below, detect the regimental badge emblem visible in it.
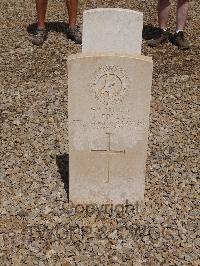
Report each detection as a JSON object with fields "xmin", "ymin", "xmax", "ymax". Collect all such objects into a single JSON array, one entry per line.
[{"xmin": 91, "ymin": 65, "xmax": 128, "ymax": 106}]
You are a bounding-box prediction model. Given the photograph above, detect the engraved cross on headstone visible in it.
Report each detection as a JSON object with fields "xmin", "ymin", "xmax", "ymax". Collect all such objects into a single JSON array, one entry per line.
[{"xmin": 91, "ymin": 133, "xmax": 125, "ymax": 183}]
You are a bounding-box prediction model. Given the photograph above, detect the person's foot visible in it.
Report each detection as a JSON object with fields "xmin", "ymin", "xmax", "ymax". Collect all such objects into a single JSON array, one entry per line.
[
  {"xmin": 174, "ymin": 31, "xmax": 190, "ymax": 50},
  {"xmin": 32, "ymin": 27, "xmax": 47, "ymax": 46},
  {"xmin": 67, "ymin": 25, "xmax": 82, "ymax": 44},
  {"xmin": 147, "ymin": 28, "xmax": 169, "ymax": 47}
]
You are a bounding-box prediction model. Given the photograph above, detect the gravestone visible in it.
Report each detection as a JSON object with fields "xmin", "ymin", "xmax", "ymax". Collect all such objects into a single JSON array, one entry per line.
[
  {"xmin": 82, "ymin": 8, "xmax": 143, "ymax": 54},
  {"xmin": 68, "ymin": 8, "xmax": 153, "ymax": 204},
  {"xmin": 68, "ymin": 55, "xmax": 153, "ymax": 204}
]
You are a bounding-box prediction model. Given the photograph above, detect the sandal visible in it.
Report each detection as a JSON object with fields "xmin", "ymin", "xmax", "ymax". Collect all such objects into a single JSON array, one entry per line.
[
  {"xmin": 32, "ymin": 27, "xmax": 48, "ymax": 46},
  {"xmin": 67, "ymin": 25, "xmax": 82, "ymax": 44}
]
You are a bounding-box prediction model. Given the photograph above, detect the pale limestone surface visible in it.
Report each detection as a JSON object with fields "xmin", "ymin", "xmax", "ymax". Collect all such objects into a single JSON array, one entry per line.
[
  {"xmin": 82, "ymin": 8, "xmax": 143, "ymax": 54},
  {"xmin": 68, "ymin": 53, "xmax": 153, "ymax": 204}
]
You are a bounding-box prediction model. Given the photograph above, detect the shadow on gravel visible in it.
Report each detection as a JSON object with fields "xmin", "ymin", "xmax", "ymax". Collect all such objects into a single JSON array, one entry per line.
[
  {"xmin": 56, "ymin": 153, "xmax": 69, "ymax": 202},
  {"xmin": 143, "ymin": 25, "xmax": 161, "ymax": 40},
  {"xmin": 143, "ymin": 24, "xmax": 175, "ymax": 45},
  {"xmin": 27, "ymin": 21, "xmax": 69, "ymax": 34}
]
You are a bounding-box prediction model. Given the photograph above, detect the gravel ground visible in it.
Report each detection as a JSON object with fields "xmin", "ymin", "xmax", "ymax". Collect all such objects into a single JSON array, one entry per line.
[{"xmin": 0, "ymin": 0, "xmax": 199, "ymax": 265}]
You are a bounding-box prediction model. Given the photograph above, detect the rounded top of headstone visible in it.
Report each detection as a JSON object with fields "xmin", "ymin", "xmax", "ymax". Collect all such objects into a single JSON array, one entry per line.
[
  {"xmin": 84, "ymin": 8, "xmax": 143, "ymax": 16},
  {"xmin": 82, "ymin": 8, "xmax": 143, "ymax": 55}
]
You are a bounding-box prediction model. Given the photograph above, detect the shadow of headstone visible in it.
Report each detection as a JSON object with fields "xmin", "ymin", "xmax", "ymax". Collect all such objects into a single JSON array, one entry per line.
[
  {"xmin": 142, "ymin": 25, "xmax": 161, "ymax": 40},
  {"xmin": 143, "ymin": 24, "xmax": 174, "ymax": 45},
  {"xmin": 56, "ymin": 153, "xmax": 69, "ymax": 202}
]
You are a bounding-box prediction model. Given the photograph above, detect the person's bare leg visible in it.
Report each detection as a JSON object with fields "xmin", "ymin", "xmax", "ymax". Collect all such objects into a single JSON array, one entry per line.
[
  {"xmin": 65, "ymin": 0, "xmax": 78, "ymax": 27},
  {"xmin": 36, "ymin": 0, "xmax": 48, "ymax": 28},
  {"xmin": 147, "ymin": 0, "xmax": 171, "ymax": 46},
  {"xmin": 65, "ymin": 0, "xmax": 82, "ymax": 44},
  {"xmin": 176, "ymin": 0, "xmax": 189, "ymax": 31},
  {"xmin": 158, "ymin": 0, "xmax": 171, "ymax": 30},
  {"xmin": 32, "ymin": 0, "xmax": 48, "ymax": 45},
  {"xmin": 174, "ymin": 0, "xmax": 190, "ymax": 49}
]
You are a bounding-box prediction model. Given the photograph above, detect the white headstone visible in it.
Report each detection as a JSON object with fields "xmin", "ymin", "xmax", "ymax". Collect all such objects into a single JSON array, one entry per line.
[
  {"xmin": 68, "ymin": 54, "xmax": 153, "ymax": 204},
  {"xmin": 82, "ymin": 8, "xmax": 143, "ymax": 54},
  {"xmin": 68, "ymin": 8, "xmax": 153, "ymax": 204}
]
